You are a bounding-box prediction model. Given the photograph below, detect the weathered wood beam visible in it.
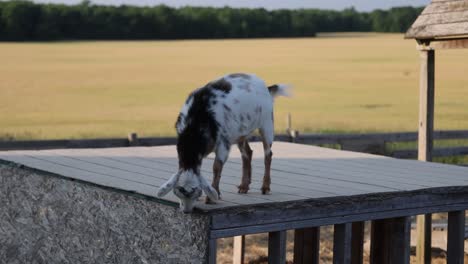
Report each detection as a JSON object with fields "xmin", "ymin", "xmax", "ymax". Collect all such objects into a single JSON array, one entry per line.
[
  {"xmin": 209, "ymin": 189, "xmax": 468, "ymax": 238},
  {"xmin": 418, "ymin": 48, "xmax": 435, "ymax": 162},
  {"xmin": 293, "ymin": 227, "xmax": 320, "ymax": 264},
  {"xmin": 416, "ymin": 46, "xmax": 435, "ymax": 264},
  {"xmin": 447, "ymin": 211, "xmax": 465, "ymax": 264},
  {"xmin": 268, "ymin": 231, "xmax": 287, "ymax": 264},
  {"xmin": 370, "ymin": 217, "xmax": 411, "ymax": 264},
  {"xmin": 333, "ymin": 223, "xmax": 352, "ymax": 264},
  {"xmin": 233, "ymin": 235, "xmax": 245, "ymax": 264}
]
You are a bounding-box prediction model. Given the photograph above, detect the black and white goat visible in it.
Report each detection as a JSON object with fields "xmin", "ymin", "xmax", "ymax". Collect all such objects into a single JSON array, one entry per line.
[{"xmin": 157, "ymin": 73, "xmax": 289, "ymax": 213}]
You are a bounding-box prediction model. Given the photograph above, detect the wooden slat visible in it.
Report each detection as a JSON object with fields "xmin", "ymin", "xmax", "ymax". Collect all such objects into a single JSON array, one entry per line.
[
  {"xmin": 447, "ymin": 210, "xmax": 465, "ymax": 264},
  {"xmin": 370, "ymin": 217, "xmax": 411, "ymax": 264},
  {"xmin": 422, "ymin": 1, "xmax": 468, "ymax": 15},
  {"xmin": 416, "ymin": 214, "xmax": 432, "ymax": 264},
  {"xmin": 351, "ymin": 222, "xmax": 365, "ymax": 264},
  {"xmin": 408, "ymin": 21, "xmax": 468, "ymax": 39},
  {"xmin": 293, "ymin": 227, "xmax": 320, "ymax": 264},
  {"xmin": 412, "ymin": 9, "xmax": 468, "ymax": 28},
  {"xmin": 233, "ymin": 236, "xmax": 245, "ymax": 264},
  {"xmin": 333, "ymin": 223, "xmax": 352, "ymax": 264},
  {"xmin": 268, "ymin": 231, "xmax": 286, "ymax": 264}
]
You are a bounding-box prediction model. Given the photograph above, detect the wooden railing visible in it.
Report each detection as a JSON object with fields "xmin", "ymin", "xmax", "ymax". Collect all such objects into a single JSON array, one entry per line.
[{"xmin": 2, "ymin": 130, "xmax": 467, "ymax": 162}]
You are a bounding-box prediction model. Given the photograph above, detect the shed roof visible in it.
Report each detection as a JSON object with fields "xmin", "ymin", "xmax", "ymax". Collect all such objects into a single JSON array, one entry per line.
[{"xmin": 405, "ymin": 0, "xmax": 468, "ymax": 40}]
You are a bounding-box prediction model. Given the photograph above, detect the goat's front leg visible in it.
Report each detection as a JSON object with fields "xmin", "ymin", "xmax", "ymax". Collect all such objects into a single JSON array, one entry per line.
[
  {"xmin": 259, "ymin": 132, "xmax": 273, "ymax": 195},
  {"xmin": 237, "ymin": 140, "xmax": 253, "ymax": 194},
  {"xmin": 205, "ymin": 159, "xmax": 223, "ymax": 204},
  {"xmin": 206, "ymin": 143, "xmax": 229, "ymax": 204}
]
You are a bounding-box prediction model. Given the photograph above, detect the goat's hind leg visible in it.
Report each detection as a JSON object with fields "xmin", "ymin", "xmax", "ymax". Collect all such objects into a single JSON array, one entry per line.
[
  {"xmin": 237, "ymin": 139, "xmax": 253, "ymax": 194},
  {"xmin": 260, "ymin": 128, "xmax": 273, "ymax": 195}
]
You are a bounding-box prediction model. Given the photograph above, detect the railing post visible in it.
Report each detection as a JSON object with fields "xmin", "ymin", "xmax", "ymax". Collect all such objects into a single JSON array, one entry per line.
[
  {"xmin": 208, "ymin": 238, "xmax": 217, "ymax": 264},
  {"xmin": 294, "ymin": 227, "xmax": 320, "ymax": 264},
  {"xmin": 447, "ymin": 210, "xmax": 465, "ymax": 264},
  {"xmin": 333, "ymin": 223, "xmax": 352, "ymax": 264},
  {"xmin": 233, "ymin": 235, "xmax": 245, "ymax": 264},
  {"xmin": 370, "ymin": 217, "xmax": 411, "ymax": 264},
  {"xmin": 333, "ymin": 222, "xmax": 365, "ymax": 264},
  {"xmin": 351, "ymin": 222, "xmax": 365, "ymax": 264},
  {"xmin": 268, "ymin": 231, "xmax": 286, "ymax": 264}
]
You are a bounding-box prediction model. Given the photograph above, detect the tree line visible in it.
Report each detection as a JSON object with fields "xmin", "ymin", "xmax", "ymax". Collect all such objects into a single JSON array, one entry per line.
[{"xmin": 0, "ymin": 1, "xmax": 423, "ymax": 41}]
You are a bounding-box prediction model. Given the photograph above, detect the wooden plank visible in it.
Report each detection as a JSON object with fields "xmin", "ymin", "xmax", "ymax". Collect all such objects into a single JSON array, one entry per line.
[
  {"xmin": 267, "ymin": 156, "xmax": 454, "ymax": 188},
  {"xmin": 268, "ymin": 231, "xmax": 286, "ymax": 264},
  {"xmin": 333, "ymin": 223, "xmax": 352, "ymax": 264},
  {"xmin": 416, "ymin": 214, "xmax": 432, "ymax": 264},
  {"xmin": 0, "ymin": 154, "xmax": 168, "ymax": 201},
  {"xmin": 233, "ymin": 236, "xmax": 245, "ymax": 264},
  {"xmin": 351, "ymin": 222, "xmax": 364, "ymax": 264},
  {"xmin": 447, "ymin": 210, "xmax": 465, "ymax": 264},
  {"xmin": 293, "ymin": 227, "xmax": 320, "ymax": 264},
  {"xmin": 418, "ymin": 49, "xmax": 435, "ymax": 162},
  {"xmin": 209, "ymin": 239, "xmax": 217, "ymax": 264},
  {"xmin": 370, "ymin": 217, "xmax": 410, "ymax": 264},
  {"xmin": 219, "ymin": 158, "xmax": 399, "ymax": 194}
]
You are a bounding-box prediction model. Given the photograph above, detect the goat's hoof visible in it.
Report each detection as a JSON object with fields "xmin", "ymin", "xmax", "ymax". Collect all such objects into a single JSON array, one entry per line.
[
  {"xmin": 261, "ymin": 187, "xmax": 271, "ymax": 195},
  {"xmin": 205, "ymin": 196, "xmax": 218, "ymax": 204},
  {"xmin": 238, "ymin": 185, "xmax": 249, "ymax": 194},
  {"xmin": 205, "ymin": 197, "xmax": 215, "ymax": 204}
]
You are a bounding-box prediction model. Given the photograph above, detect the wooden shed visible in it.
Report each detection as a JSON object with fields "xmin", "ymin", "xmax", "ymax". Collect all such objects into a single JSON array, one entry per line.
[{"xmin": 406, "ymin": 1, "xmax": 468, "ymax": 263}]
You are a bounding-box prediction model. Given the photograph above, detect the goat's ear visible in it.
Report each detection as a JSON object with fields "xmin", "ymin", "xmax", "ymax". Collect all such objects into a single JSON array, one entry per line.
[
  {"xmin": 199, "ymin": 175, "xmax": 219, "ymax": 201},
  {"xmin": 157, "ymin": 171, "xmax": 181, "ymax": 197}
]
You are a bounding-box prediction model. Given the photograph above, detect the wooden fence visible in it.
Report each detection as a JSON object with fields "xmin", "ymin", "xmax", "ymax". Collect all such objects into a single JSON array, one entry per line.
[{"xmin": 1, "ymin": 130, "xmax": 467, "ymax": 162}]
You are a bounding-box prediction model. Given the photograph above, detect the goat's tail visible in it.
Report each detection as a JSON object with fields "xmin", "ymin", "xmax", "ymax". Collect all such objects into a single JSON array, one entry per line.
[{"xmin": 268, "ymin": 84, "xmax": 292, "ymax": 98}]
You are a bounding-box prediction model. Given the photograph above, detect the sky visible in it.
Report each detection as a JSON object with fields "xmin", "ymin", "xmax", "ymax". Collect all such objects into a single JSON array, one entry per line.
[{"xmin": 31, "ymin": 0, "xmax": 430, "ymax": 12}]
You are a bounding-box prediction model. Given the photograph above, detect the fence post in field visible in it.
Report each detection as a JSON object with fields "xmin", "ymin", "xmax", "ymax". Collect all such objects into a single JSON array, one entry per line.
[
  {"xmin": 128, "ymin": 132, "xmax": 139, "ymax": 146},
  {"xmin": 286, "ymin": 113, "xmax": 299, "ymax": 143},
  {"xmin": 232, "ymin": 235, "xmax": 245, "ymax": 264},
  {"xmin": 416, "ymin": 45, "xmax": 435, "ymax": 264}
]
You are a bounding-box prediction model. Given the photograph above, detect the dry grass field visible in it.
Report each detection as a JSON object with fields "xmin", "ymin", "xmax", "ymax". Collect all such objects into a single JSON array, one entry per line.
[{"xmin": 1, "ymin": 33, "xmax": 468, "ymax": 140}]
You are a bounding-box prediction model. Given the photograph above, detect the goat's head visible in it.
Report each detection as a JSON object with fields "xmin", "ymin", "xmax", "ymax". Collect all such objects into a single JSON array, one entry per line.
[{"xmin": 157, "ymin": 169, "xmax": 218, "ymax": 213}]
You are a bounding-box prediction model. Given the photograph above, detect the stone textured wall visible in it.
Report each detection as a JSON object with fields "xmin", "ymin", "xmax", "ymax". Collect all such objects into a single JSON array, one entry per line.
[{"xmin": 0, "ymin": 162, "xmax": 210, "ymax": 264}]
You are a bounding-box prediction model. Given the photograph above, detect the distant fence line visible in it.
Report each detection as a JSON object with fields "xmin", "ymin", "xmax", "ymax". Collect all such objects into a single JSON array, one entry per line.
[{"xmin": 1, "ymin": 130, "xmax": 468, "ymax": 161}]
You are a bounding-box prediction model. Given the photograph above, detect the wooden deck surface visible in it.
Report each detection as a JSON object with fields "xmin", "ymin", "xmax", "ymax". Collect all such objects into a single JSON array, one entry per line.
[{"xmin": 1, "ymin": 142, "xmax": 467, "ymax": 211}]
